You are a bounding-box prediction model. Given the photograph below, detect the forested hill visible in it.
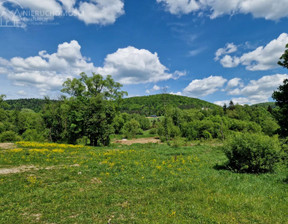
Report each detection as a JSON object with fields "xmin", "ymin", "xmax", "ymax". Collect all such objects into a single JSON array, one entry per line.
[
  {"xmin": 121, "ymin": 94, "xmax": 220, "ymax": 116},
  {"xmin": 5, "ymin": 99, "xmax": 56, "ymax": 112},
  {"xmin": 5, "ymin": 94, "xmax": 219, "ymax": 115},
  {"xmin": 251, "ymin": 102, "xmax": 276, "ymax": 108}
]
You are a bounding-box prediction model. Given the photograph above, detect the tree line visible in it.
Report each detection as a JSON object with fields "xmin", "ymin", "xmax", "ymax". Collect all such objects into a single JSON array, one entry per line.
[{"xmin": 0, "ymin": 44, "xmax": 288, "ymax": 148}]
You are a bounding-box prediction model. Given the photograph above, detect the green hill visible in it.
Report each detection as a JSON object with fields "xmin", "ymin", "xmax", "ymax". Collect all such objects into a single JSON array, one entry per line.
[
  {"xmin": 251, "ymin": 102, "xmax": 276, "ymax": 108},
  {"xmin": 5, "ymin": 94, "xmax": 219, "ymax": 115},
  {"xmin": 5, "ymin": 98, "xmax": 56, "ymax": 112},
  {"xmin": 121, "ymin": 94, "xmax": 219, "ymax": 116}
]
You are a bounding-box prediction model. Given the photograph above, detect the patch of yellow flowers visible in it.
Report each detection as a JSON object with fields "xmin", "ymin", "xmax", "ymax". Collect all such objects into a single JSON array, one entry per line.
[
  {"xmin": 10, "ymin": 148, "xmax": 23, "ymax": 153},
  {"xmin": 16, "ymin": 141, "xmax": 83, "ymax": 149}
]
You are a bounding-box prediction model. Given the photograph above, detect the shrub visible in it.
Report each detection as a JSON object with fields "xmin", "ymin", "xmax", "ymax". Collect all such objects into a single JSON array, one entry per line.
[
  {"xmin": 149, "ymin": 128, "xmax": 157, "ymax": 135},
  {"xmin": 123, "ymin": 119, "xmax": 142, "ymax": 139},
  {"xmin": 0, "ymin": 131, "xmax": 21, "ymax": 142},
  {"xmin": 223, "ymin": 133, "xmax": 280, "ymax": 173},
  {"xmin": 22, "ymin": 129, "xmax": 45, "ymax": 142},
  {"xmin": 202, "ymin": 130, "xmax": 212, "ymax": 140}
]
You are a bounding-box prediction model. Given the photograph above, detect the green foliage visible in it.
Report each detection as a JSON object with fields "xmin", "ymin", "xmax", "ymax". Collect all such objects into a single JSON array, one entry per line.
[
  {"xmin": 157, "ymin": 116, "xmax": 181, "ymax": 141},
  {"xmin": 113, "ymin": 114, "xmax": 125, "ymax": 134},
  {"xmin": 0, "ymin": 94, "xmax": 9, "ymax": 109},
  {"xmin": 130, "ymin": 114, "xmax": 151, "ymax": 130},
  {"xmin": 149, "ymin": 128, "xmax": 157, "ymax": 135},
  {"xmin": 1, "ymin": 142, "xmax": 287, "ymax": 223},
  {"xmin": 121, "ymin": 94, "xmax": 220, "ymax": 116},
  {"xmin": 42, "ymin": 99, "xmax": 66, "ymax": 143},
  {"xmin": 251, "ymin": 102, "xmax": 276, "ymax": 109},
  {"xmin": 123, "ymin": 119, "xmax": 142, "ymax": 139},
  {"xmin": 5, "ymin": 98, "xmax": 54, "ymax": 112},
  {"xmin": 223, "ymin": 133, "xmax": 281, "ymax": 173},
  {"xmin": 22, "ymin": 129, "xmax": 46, "ymax": 142},
  {"xmin": 60, "ymin": 73, "xmax": 127, "ymax": 146},
  {"xmin": 278, "ymin": 43, "xmax": 288, "ymax": 69},
  {"xmin": 0, "ymin": 131, "xmax": 21, "ymax": 142},
  {"xmin": 272, "ymin": 79, "xmax": 288, "ymax": 137}
]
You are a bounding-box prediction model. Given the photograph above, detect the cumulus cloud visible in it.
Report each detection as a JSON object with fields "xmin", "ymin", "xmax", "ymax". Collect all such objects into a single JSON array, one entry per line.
[
  {"xmin": 0, "ymin": 41, "xmax": 181, "ymax": 96},
  {"xmin": 156, "ymin": 0, "xmax": 200, "ymax": 15},
  {"xmin": 0, "ymin": 40, "xmax": 95, "ymax": 95},
  {"xmin": 157, "ymin": 0, "xmax": 288, "ymax": 20},
  {"xmin": 215, "ymin": 43, "xmax": 237, "ymax": 61},
  {"xmin": 216, "ymin": 33, "xmax": 288, "ymax": 70},
  {"xmin": 170, "ymin": 91, "xmax": 182, "ymax": 96},
  {"xmin": 227, "ymin": 78, "xmax": 243, "ymax": 89},
  {"xmin": 95, "ymin": 46, "xmax": 184, "ymax": 84},
  {"xmin": 215, "ymin": 74, "xmax": 288, "ymax": 105},
  {"xmin": 205, "ymin": 0, "xmax": 288, "ymax": 20},
  {"xmin": 0, "ymin": 0, "xmax": 124, "ymax": 26},
  {"xmin": 72, "ymin": 0, "xmax": 125, "ymax": 25},
  {"xmin": 153, "ymin": 85, "xmax": 161, "ymax": 91},
  {"xmin": 183, "ymin": 76, "xmax": 227, "ymax": 97},
  {"xmin": 219, "ymin": 55, "xmax": 240, "ymax": 68}
]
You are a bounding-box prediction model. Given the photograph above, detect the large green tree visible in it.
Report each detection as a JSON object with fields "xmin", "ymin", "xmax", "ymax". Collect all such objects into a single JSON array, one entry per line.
[
  {"xmin": 272, "ymin": 44, "xmax": 288, "ymax": 136},
  {"xmin": 272, "ymin": 79, "xmax": 288, "ymax": 137},
  {"xmin": 278, "ymin": 44, "xmax": 288, "ymax": 69},
  {"xmin": 61, "ymin": 73, "xmax": 127, "ymax": 146}
]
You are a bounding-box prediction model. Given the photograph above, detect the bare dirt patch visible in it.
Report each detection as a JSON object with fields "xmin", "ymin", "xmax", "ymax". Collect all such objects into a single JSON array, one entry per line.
[
  {"xmin": 0, "ymin": 165, "xmax": 37, "ymax": 175},
  {"xmin": 0, "ymin": 143, "xmax": 16, "ymax": 150},
  {"xmin": 114, "ymin": 137, "xmax": 161, "ymax": 145},
  {"xmin": 0, "ymin": 164, "xmax": 81, "ymax": 175}
]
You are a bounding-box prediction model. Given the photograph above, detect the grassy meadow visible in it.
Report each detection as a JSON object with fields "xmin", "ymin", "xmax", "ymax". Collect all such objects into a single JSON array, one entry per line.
[{"xmin": 0, "ymin": 141, "xmax": 287, "ymax": 223}]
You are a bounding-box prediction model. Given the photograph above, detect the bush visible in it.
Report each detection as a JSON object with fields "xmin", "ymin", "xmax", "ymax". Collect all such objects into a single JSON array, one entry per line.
[
  {"xmin": 22, "ymin": 129, "xmax": 45, "ymax": 142},
  {"xmin": 123, "ymin": 119, "xmax": 142, "ymax": 139},
  {"xmin": 223, "ymin": 133, "xmax": 280, "ymax": 173},
  {"xmin": 0, "ymin": 131, "xmax": 21, "ymax": 142},
  {"xmin": 149, "ymin": 128, "xmax": 157, "ymax": 135}
]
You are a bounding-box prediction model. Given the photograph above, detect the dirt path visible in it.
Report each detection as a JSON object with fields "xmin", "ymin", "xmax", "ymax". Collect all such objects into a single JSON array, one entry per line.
[
  {"xmin": 114, "ymin": 137, "xmax": 161, "ymax": 145},
  {"xmin": 0, "ymin": 164, "xmax": 80, "ymax": 175},
  {"xmin": 0, "ymin": 166, "xmax": 37, "ymax": 175},
  {"xmin": 0, "ymin": 143, "xmax": 16, "ymax": 150}
]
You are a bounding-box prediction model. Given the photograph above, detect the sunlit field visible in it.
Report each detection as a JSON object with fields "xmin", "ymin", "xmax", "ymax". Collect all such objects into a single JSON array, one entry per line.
[{"xmin": 1, "ymin": 142, "xmax": 287, "ymax": 223}]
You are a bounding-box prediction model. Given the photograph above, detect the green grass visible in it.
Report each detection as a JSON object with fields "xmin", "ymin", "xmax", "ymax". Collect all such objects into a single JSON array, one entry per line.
[{"xmin": 0, "ymin": 142, "xmax": 287, "ymax": 223}]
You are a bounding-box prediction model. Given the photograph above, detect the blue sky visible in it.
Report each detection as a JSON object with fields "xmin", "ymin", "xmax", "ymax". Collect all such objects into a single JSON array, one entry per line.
[{"xmin": 0, "ymin": 0, "xmax": 288, "ymax": 105}]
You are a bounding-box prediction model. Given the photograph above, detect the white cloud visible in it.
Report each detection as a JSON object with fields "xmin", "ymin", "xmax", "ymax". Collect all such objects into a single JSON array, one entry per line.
[
  {"xmin": 1, "ymin": 40, "xmax": 95, "ymax": 95},
  {"xmin": 215, "ymin": 43, "xmax": 237, "ymax": 60},
  {"xmin": 219, "ymin": 55, "xmax": 240, "ymax": 68},
  {"xmin": 237, "ymin": 74, "xmax": 288, "ymax": 98},
  {"xmin": 227, "ymin": 78, "xmax": 243, "ymax": 89},
  {"xmin": 214, "ymin": 98, "xmax": 251, "ymax": 106},
  {"xmin": 95, "ymin": 46, "xmax": 183, "ymax": 84},
  {"xmin": 153, "ymin": 85, "xmax": 161, "ymax": 91},
  {"xmin": 183, "ymin": 76, "xmax": 227, "ymax": 97},
  {"xmin": 157, "ymin": 0, "xmax": 288, "ymax": 20},
  {"xmin": 216, "ymin": 74, "xmax": 288, "ymax": 105},
  {"xmin": 59, "ymin": 0, "xmax": 76, "ymax": 11},
  {"xmin": 72, "ymin": 0, "xmax": 125, "ymax": 25},
  {"xmin": 0, "ymin": 41, "xmax": 181, "ymax": 96},
  {"xmin": 217, "ymin": 33, "xmax": 288, "ymax": 70},
  {"xmin": 0, "ymin": 0, "xmax": 124, "ymax": 26},
  {"xmin": 157, "ymin": 0, "xmax": 200, "ymax": 15},
  {"xmin": 145, "ymin": 85, "xmax": 163, "ymax": 95},
  {"xmin": 206, "ymin": 0, "xmax": 288, "ymax": 20},
  {"xmin": 170, "ymin": 91, "xmax": 182, "ymax": 96},
  {"xmin": 17, "ymin": 90, "xmax": 27, "ymax": 96},
  {"xmin": 188, "ymin": 47, "xmax": 206, "ymax": 57}
]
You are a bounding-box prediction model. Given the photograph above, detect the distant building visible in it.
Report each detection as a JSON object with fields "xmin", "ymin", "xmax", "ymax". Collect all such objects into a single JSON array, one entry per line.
[{"xmin": 150, "ymin": 115, "xmax": 158, "ymax": 118}]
